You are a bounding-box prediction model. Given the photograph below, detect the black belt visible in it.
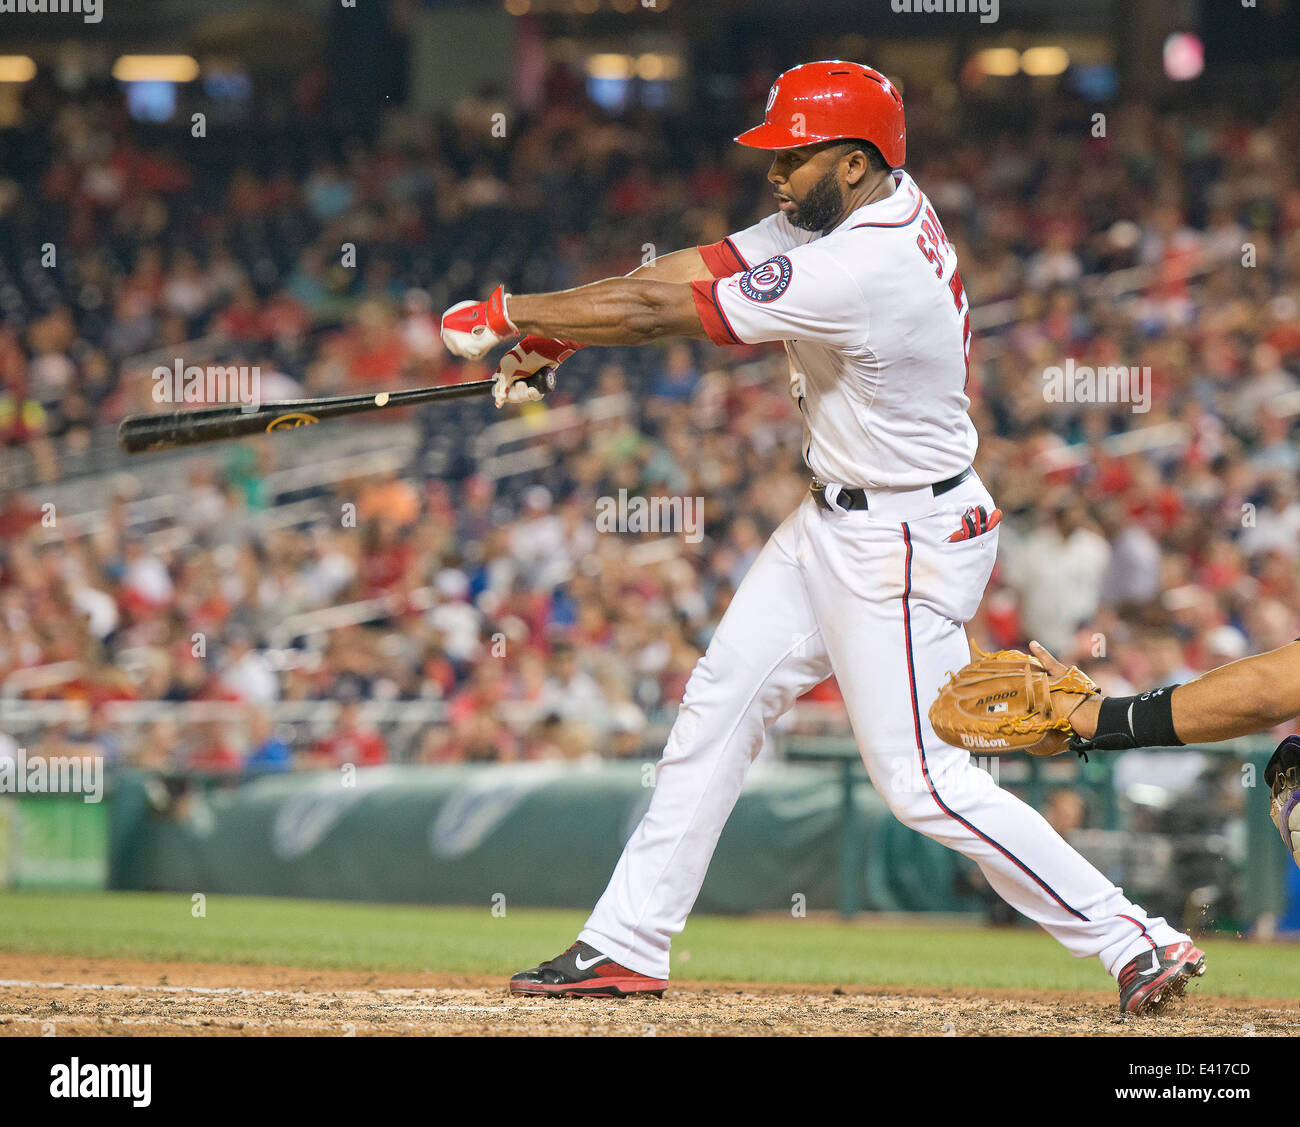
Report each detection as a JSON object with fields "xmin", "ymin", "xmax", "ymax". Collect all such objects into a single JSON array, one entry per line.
[{"xmin": 810, "ymin": 466, "xmax": 973, "ymax": 513}]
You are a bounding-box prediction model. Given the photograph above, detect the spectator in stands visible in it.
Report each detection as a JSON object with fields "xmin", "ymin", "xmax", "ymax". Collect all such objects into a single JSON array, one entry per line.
[
  {"xmin": 358, "ymin": 468, "xmax": 421, "ymax": 529},
  {"xmin": 1002, "ymin": 499, "xmax": 1112, "ymax": 653},
  {"xmin": 189, "ymin": 721, "xmax": 243, "ymax": 774},
  {"xmin": 218, "ymin": 627, "xmax": 279, "ymax": 704},
  {"xmin": 245, "ymin": 709, "xmax": 292, "ymax": 773},
  {"xmin": 305, "ymin": 698, "xmax": 388, "ymax": 768},
  {"xmin": 541, "ymin": 640, "xmax": 608, "ymax": 735}
]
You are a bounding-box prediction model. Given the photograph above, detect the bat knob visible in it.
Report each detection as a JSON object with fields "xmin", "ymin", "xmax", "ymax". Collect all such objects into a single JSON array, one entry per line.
[{"xmin": 524, "ymin": 368, "xmax": 557, "ymax": 395}]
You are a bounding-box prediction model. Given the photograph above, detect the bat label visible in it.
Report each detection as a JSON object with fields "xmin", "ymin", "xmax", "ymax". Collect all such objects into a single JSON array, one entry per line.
[{"xmin": 266, "ymin": 412, "xmax": 320, "ymax": 431}]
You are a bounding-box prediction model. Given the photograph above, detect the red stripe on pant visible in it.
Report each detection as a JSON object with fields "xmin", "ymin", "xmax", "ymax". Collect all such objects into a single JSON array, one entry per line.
[{"xmin": 899, "ymin": 522, "xmax": 1091, "ymax": 923}]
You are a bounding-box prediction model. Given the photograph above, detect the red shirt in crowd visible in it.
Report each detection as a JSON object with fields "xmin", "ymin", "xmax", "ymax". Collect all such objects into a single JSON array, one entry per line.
[{"xmin": 313, "ymin": 727, "xmax": 388, "ymax": 767}]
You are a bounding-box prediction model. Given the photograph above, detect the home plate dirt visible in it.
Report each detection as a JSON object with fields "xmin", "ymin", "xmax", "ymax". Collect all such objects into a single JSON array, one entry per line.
[{"xmin": 0, "ymin": 954, "xmax": 1294, "ymax": 1036}]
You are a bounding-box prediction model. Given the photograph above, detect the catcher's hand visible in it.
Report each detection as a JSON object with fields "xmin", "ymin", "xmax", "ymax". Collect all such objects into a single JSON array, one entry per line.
[
  {"xmin": 929, "ymin": 640, "xmax": 1101, "ymax": 758},
  {"xmin": 1266, "ymin": 734, "xmax": 1300, "ymax": 870}
]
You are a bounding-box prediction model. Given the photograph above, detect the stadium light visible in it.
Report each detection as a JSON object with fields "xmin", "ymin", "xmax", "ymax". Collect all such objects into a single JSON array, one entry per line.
[
  {"xmin": 974, "ymin": 48, "xmax": 1020, "ymax": 77},
  {"xmin": 586, "ymin": 53, "xmax": 633, "ymax": 80},
  {"xmin": 1021, "ymin": 47, "xmax": 1070, "ymax": 76},
  {"xmin": 634, "ymin": 54, "xmax": 681, "ymax": 81},
  {"xmin": 111, "ymin": 55, "xmax": 200, "ymax": 83},
  {"xmin": 0, "ymin": 57, "xmax": 36, "ymax": 83}
]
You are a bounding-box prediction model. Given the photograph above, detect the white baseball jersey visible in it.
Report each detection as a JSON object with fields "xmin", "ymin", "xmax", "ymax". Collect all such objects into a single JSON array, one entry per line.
[{"xmin": 692, "ymin": 170, "xmax": 976, "ymax": 489}]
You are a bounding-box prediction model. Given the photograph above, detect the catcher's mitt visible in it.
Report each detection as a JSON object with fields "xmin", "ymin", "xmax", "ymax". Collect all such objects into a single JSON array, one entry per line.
[
  {"xmin": 929, "ymin": 641, "xmax": 1101, "ymax": 758},
  {"xmin": 1266, "ymin": 735, "xmax": 1300, "ymax": 871}
]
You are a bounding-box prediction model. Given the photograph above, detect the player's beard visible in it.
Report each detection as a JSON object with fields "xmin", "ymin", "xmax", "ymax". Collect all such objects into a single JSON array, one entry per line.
[{"xmin": 786, "ymin": 167, "xmax": 845, "ymax": 232}]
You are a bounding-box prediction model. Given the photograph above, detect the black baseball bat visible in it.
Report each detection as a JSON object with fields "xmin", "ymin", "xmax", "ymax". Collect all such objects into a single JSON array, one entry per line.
[{"xmin": 116, "ymin": 369, "xmax": 555, "ymax": 454}]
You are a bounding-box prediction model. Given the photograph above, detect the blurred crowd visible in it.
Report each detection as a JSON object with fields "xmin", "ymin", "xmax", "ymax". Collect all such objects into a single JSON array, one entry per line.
[{"xmin": 0, "ymin": 65, "xmax": 1298, "ymax": 782}]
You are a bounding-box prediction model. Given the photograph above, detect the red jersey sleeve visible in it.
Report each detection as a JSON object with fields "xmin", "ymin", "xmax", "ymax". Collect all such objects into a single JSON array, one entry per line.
[{"xmin": 696, "ymin": 238, "xmax": 749, "ymax": 278}]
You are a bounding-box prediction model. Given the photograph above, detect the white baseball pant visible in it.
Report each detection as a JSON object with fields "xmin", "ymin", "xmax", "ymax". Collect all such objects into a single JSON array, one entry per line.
[{"xmin": 580, "ymin": 472, "xmax": 1187, "ymax": 980}]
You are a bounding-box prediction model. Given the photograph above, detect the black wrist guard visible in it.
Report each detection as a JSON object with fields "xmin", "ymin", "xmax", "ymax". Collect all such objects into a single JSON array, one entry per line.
[{"xmin": 1069, "ymin": 686, "xmax": 1183, "ymax": 753}]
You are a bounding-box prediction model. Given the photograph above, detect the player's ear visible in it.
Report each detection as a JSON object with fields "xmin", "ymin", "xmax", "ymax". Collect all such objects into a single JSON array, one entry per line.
[{"xmin": 842, "ymin": 146, "xmax": 869, "ymax": 187}]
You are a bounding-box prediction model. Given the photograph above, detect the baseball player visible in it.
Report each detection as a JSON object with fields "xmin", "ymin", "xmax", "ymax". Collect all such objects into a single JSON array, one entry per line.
[{"xmin": 440, "ymin": 61, "xmax": 1204, "ymax": 1016}]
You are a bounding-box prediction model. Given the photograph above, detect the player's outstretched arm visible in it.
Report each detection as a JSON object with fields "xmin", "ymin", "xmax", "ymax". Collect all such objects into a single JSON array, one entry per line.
[
  {"xmin": 463, "ymin": 249, "xmax": 718, "ymax": 407},
  {"xmin": 523, "ymin": 243, "xmax": 718, "ymax": 338},
  {"xmin": 439, "ymin": 278, "xmax": 706, "ymax": 358},
  {"xmin": 1030, "ymin": 639, "xmax": 1300, "ymax": 747},
  {"xmin": 439, "ymin": 247, "xmax": 714, "ymax": 364},
  {"xmin": 624, "ymin": 247, "xmax": 716, "ymax": 284},
  {"xmin": 507, "ymin": 279, "xmax": 709, "ymax": 346}
]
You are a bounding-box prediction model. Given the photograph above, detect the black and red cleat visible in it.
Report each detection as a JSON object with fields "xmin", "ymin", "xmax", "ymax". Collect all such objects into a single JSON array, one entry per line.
[
  {"xmin": 509, "ymin": 941, "xmax": 668, "ymax": 998},
  {"xmin": 1117, "ymin": 940, "xmax": 1206, "ymax": 1016}
]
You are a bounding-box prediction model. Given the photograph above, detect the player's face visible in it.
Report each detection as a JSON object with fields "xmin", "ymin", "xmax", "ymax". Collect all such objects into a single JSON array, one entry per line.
[{"xmin": 767, "ymin": 143, "xmax": 850, "ymax": 232}]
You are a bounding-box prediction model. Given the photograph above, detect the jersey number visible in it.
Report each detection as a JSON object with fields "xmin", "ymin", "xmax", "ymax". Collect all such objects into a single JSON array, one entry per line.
[
  {"xmin": 916, "ymin": 222, "xmax": 947, "ymax": 277},
  {"xmin": 949, "ymin": 271, "xmax": 972, "ymax": 392},
  {"xmin": 915, "ymin": 205, "xmax": 972, "ymax": 391}
]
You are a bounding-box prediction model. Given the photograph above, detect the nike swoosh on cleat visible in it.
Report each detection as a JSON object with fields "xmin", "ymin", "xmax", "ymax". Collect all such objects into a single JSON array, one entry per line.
[{"xmin": 573, "ymin": 953, "xmax": 608, "ymax": 971}]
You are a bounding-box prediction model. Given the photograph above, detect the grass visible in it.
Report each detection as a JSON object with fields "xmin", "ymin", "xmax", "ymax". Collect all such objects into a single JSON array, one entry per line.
[{"xmin": 0, "ymin": 891, "xmax": 1293, "ymax": 997}]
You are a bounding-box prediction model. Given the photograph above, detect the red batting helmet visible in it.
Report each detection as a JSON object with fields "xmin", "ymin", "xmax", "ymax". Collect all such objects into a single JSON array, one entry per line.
[{"xmin": 735, "ymin": 60, "xmax": 906, "ymax": 168}]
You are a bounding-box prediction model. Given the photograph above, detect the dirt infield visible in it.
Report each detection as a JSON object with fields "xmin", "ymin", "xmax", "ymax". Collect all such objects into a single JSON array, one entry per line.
[{"xmin": 0, "ymin": 954, "xmax": 1295, "ymax": 1036}]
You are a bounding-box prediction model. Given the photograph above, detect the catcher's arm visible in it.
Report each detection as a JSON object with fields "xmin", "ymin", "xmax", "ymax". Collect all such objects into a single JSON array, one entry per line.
[
  {"xmin": 1030, "ymin": 639, "xmax": 1300, "ymax": 746},
  {"xmin": 1032, "ymin": 639, "xmax": 1300, "ymax": 871}
]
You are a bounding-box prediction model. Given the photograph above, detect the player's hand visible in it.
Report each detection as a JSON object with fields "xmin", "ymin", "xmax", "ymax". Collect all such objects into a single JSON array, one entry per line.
[
  {"xmin": 1027, "ymin": 640, "xmax": 1069, "ymax": 678},
  {"xmin": 493, "ymin": 336, "xmax": 582, "ymax": 408},
  {"xmin": 929, "ymin": 641, "xmax": 1101, "ymax": 758},
  {"xmin": 441, "ymin": 285, "xmax": 518, "ymax": 360},
  {"xmin": 1029, "ymin": 640, "xmax": 1099, "ymax": 738}
]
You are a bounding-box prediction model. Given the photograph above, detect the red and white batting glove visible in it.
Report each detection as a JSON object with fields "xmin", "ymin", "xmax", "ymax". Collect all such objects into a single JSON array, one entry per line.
[
  {"xmin": 440, "ymin": 285, "xmax": 518, "ymax": 361},
  {"xmin": 493, "ymin": 335, "xmax": 583, "ymax": 408}
]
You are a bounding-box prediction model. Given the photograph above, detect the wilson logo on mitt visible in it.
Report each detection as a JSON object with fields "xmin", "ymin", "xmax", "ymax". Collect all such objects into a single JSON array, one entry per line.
[{"xmin": 929, "ymin": 641, "xmax": 1100, "ymax": 758}]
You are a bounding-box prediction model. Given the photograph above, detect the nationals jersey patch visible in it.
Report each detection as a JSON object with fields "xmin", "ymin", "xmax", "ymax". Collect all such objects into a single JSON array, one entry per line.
[{"xmin": 739, "ymin": 255, "xmax": 793, "ymax": 302}]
